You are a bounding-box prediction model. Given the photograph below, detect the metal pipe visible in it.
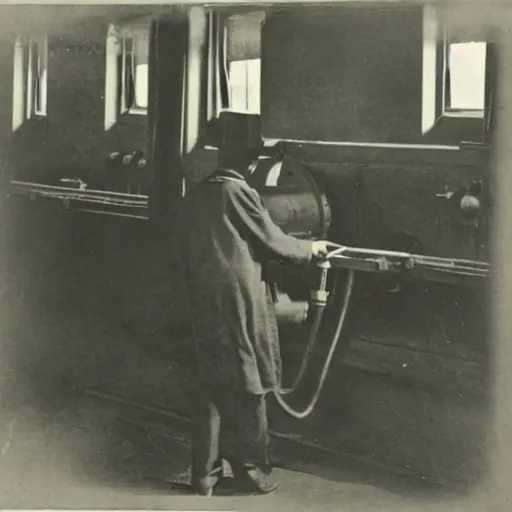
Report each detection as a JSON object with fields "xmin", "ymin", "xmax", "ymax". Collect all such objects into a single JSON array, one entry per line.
[
  {"xmin": 9, "ymin": 188, "xmax": 149, "ymax": 209},
  {"xmin": 74, "ymin": 208, "xmax": 149, "ymax": 221},
  {"xmin": 37, "ymin": 194, "xmax": 148, "ymax": 208},
  {"xmin": 327, "ymin": 243, "xmax": 489, "ymax": 268},
  {"xmin": 9, "ymin": 180, "xmax": 149, "ymax": 199},
  {"xmin": 269, "ymin": 138, "xmax": 461, "ymax": 151},
  {"xmin": 11, "ymin": 188, "xmax": 148, "ymax": 206}
]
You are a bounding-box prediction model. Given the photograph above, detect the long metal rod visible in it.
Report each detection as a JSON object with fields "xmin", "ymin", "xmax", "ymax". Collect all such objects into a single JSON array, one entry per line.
[
  {"xmin": 265, "ymin": 138, "xmax": 461, "ymax": 151},
  {"xmin": 326, "ymin": 244, "xmax": 490, "ymax": 277},
  {"xmin": 40, "ymin": 194, "xmax": 148, "ymax": 208},
  {"xmin": 74, "ymin": 208, "xmax": 149, "ymax": 220},
  {"xmin": 9, "ymin": 180, "xmax": 149, "ymax": 199},
  {"xmin": 8, "ymin": 186, "xmax": 149, "ymax": 209},
  {"xmin": 329, "ymin": 244, "xmax": 489, "ymax": 267},
  {"xmin": 9, "ymin": 188, "xmax": 148, "ymax": 207}
]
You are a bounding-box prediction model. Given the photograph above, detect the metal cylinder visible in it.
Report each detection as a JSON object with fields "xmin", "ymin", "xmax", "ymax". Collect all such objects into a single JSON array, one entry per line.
[
  {"xmin": 274, "ymin": 291, "xmax": 309, "ymax": 324},
  {"xmin": 248, "ymin": 156, "xmax": 331, "ymax": 240}
]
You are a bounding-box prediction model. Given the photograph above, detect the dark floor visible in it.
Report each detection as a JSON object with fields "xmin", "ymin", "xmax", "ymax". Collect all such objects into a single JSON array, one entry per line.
[
  {"xmin": 0, "ymin": 236, "xmax": 495, "ymax": 511},
  {"xmin": 0, "ymin": 393, "xmax": 491, "ymax": 512}
]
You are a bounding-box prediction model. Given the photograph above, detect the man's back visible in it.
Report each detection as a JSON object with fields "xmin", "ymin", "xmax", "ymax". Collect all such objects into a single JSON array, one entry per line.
[{"xmin": 173, "ymin": 167, "xmax": 312, "ymax": 393}]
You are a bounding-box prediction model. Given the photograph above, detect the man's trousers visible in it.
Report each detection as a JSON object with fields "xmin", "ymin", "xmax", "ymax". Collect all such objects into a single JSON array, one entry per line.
[{"xmin": 191, "ymin": 385, "xmax": 270, "ymax": 484}]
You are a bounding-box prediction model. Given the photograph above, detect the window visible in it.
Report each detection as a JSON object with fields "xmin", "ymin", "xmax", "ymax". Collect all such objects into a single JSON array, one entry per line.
[
  {"xmin": 204, "ymin": 10, "xmax": 264, "ymax": 146},
  {"xmin": 228, "ymin": 58, "xmax": 261, "ymax": 114},
  {"xmin": 225, "ymin": 12, "xmax": 264, "ymax": 115},
  {"xmin": 120, "ymin": 28, "xmax": 149, "ymax": 114},
  {"xmin": 26, "ymin": 36, "xmax": 48, "ymax": 117},
  {"xmin": 421, "ymin": 6, "xmax": 489, "ymax": 137},
  {"xmin": 104, "ymin": 21, "xmax": 149, "ymax": 130},
  {"xmin": 12, "ymin": 34, "xmax": 48, "ymax": 131},
  {"xmin": 445, "ymin": 42, "xmax": 487, "ymax": 112}
]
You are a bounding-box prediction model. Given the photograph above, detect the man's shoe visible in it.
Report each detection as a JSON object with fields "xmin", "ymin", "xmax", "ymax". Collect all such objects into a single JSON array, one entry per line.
[
  {"xmin": 190, "ymin": 478, "xmax": 213, "ymax": 497},
  {"xmin": 230, "ymin": 464, "xmax": 278, "ymax": 495},
  {"xmin": 190, "ymin": 462, "xmax": 223, "ymax": 497}
]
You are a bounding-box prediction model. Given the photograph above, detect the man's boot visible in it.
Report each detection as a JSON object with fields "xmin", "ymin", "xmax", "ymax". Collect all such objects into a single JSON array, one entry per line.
[
  {"xmin": 228, "ymin": 461, "xmax": 278, "ymax": 494},
  {"xmin": 190, "ymin": 462, "xmax": 223, "ymax": 497}
]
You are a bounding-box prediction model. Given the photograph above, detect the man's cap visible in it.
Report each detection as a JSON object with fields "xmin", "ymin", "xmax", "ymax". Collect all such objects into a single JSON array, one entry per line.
[{"xmin": 218, "ymin": 111, "xmax": 263, "ymax": 152}]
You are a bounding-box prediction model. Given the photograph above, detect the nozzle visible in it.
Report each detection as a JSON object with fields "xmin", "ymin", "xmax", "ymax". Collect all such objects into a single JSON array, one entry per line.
[
  {"xmin": 316, "ymin": 259, "xmax": 332, "ymax": 270},
  {"xmin": 310, "ymin": 259, "xmax": 332, "ymax": 307},
  {"xmin": 310, "ymin": 289, "xmax": 330, "ymax": 307}
]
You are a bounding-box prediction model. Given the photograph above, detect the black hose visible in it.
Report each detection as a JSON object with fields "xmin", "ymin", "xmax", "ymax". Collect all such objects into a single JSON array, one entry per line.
[{"xmin": 273, "ymin": 268, "xmax": 355, "ymax": 419}]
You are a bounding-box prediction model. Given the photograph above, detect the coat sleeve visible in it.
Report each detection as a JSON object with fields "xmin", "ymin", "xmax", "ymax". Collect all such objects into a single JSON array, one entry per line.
[{"xmin": 227, "ymin": 181, "xmax": 313, "ymax": 264}]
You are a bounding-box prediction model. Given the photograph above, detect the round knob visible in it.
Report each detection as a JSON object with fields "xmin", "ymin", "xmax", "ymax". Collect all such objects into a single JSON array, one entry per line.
[
  {"xmin": 122, "ymin": 154, "xmax": 134, "ymax": 165},
  {"xmin": 460, "ymin": 194, "xmax": 480, "ymax": 217}
]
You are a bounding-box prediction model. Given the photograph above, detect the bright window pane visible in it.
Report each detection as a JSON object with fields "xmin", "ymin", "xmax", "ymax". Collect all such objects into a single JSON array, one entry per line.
[
  {"xmin": 130, "ymin": 29, "xmax": 149, "ymax": 111},
  {"xmin": 448, "ymin": 42, "xmax": 486, "ymax": 110},
  {"xmin": 228, "ymin": 58, "xmax": 260, "ymax": 114},
  {"xmin": 246, "ymin": 58, "xmax": 261, "ymax": 113},
  {"xmin": 134, "ymin": 63, "xmax": 148, "ymax": 108},
  {"xmin": 229, "ymin": 60, "xmax": 248, "ymax": 111}
]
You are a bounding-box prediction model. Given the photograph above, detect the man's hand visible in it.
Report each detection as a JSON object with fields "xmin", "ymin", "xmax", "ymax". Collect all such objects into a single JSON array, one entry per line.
[{"xmin": 311, "ymin": 240, "xmax": 331, "ymax": 258}]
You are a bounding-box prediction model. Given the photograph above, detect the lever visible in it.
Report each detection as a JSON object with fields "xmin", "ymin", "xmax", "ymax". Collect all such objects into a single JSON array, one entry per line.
[{"xmin": 435, "ymin": 191, "xmax": 456, "ymax": 199}]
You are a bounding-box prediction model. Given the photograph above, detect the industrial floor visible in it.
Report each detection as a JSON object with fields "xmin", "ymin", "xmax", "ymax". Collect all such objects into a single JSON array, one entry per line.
[
  {"xmin": 0, "ymin": 392, "xmax": 490, "ymax": 512},
  {"xmin": 0, "ymin": 256, "xmax": 495, "ymax": 511}
]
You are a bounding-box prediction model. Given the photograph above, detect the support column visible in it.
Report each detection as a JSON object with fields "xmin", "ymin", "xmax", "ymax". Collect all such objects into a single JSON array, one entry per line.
[{"xmin": 148, "ymin": 15, "xmax": 189, "ymax": 224}]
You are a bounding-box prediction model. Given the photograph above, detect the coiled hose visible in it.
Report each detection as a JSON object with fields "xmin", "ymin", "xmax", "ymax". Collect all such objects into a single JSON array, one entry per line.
[{"xmin": 273, "ymin": 245, "xmax": 356, "ymax": 419}]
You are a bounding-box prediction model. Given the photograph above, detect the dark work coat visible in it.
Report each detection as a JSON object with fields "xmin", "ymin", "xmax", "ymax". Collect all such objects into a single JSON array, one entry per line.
[{"xmin": 174, "ymin": 168, "xmax": 313, "ymax": 395}]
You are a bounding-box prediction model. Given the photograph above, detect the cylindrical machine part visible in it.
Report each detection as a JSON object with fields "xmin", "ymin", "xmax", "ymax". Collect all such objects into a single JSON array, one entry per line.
[
  {"xmin": 248, "ymin": 155, "xmax": 331, "ymax": 240},
  {"xmin": 274, "ymin": 291, "xmax": 309, "ymax": 324}
]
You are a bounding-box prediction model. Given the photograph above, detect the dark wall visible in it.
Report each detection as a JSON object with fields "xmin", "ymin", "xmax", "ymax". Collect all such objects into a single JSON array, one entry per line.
[
  {"xmin": 1, "ymin": 13, "xmax": 148, "ymax": 189},
  {"xmin": 261, "ymin": 5, "xmax": 484, "ymax": 145}
]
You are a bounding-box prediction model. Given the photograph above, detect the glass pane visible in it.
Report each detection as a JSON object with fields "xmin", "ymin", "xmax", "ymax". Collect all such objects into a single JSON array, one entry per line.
[
  {"xmin": 246, "ymin": 58, "xmax": 261, "ymax": 114},
  {"xmin": 134, "ymin": 63, "xmax": 148, "ymax": 109},
  {"xmin": 36, "ymin": 37, "xmax": 48, "ymax": 115},
  {"xmin": 448, "ymin": 42, "xmax": 487, "ymax": 110},
  {"xmin": 229, "ymin": 59, "xmax": 248, "ymax": 112},
  {"xmin": 228, "ymin": 58, "xmax": 261, "ymax": 114},
  {"xmin": 131, "ymin": 30, "xmax": 149, "ymax": 110}
]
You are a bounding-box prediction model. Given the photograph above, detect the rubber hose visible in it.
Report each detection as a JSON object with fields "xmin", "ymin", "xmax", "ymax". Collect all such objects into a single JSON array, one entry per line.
[{"xmin": 273, "ymin": 268, "xmax": 355, "ymax": 419}]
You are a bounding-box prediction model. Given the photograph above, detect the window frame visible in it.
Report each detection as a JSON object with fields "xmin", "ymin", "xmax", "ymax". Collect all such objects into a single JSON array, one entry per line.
[
  {"xmin": 26, "ymin": 35, "xmax": 48, "ymax": 118},
  {"xmin": 226, "ymin": 57, "xmax": 262, "ymax": 115},
  {"xmin": 203, "ymin": 9, "xmax": 264, "ymax": 149},
  {"xmin": 12, "ymin": 33, "xmax": 48, "ymax": 131},
  {"xmin": 119, "ymin": 24, "xmax": 150, "ymax": 116},
  {"xmin": 421, "ymin": 5, "xmax": 489, "ymax": 144},
  {"xmin": 442, "ymin": 38, "xmax": 487, "ymax": 119},
  {"xmin": 104, "ymin": 19, "xmax": 150, "ymax": 130}
]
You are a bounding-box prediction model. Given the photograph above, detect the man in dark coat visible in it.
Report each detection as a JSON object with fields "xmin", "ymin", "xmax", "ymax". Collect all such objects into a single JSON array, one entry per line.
[{"xmin": 174, "ymin": 112, "xmax": 329, "ymax": 496}]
